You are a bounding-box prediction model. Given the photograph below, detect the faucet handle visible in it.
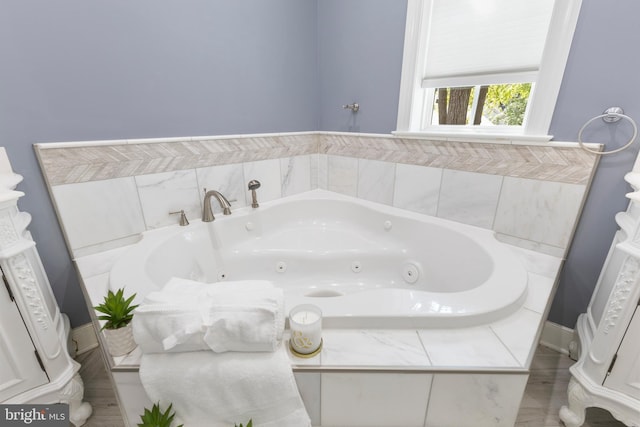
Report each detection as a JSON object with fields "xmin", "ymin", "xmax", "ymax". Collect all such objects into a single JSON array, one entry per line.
[{"xmin": 169, "ymin": 210, "xmax": 190, "ymax": 226}]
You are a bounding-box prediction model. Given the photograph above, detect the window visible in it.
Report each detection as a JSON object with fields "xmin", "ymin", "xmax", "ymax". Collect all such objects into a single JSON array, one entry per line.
[{"xmin": 396, "ymin": 0, "xmax": 583, "ymax": 139}]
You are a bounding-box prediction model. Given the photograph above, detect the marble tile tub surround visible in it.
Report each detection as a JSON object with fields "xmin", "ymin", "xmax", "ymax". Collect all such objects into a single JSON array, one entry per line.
[
  {"xmin": 49, "ymin": 154, "xmax": 316, "ymax": 257},
  {"xmin": 35, "ymin": 131, "xmax": 598, "ymax": 257},
  {"xmin": 326, "ymin": 156, "xmax": 588, "ymax": 255}
]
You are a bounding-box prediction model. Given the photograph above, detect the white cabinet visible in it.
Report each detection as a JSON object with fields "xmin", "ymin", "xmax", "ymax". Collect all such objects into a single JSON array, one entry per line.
[
  {"xmin": 0, "ymin": 269, "xmax": 49, "ymax": 401},
  {"xmin": 0, "ymin": 148, "xmax": 91, "ymax": 426},
  {"xmin": 604, "ymin": 306, "xmax": 640, "ymax": 401},
  {"xmin": 559, "ymin": 172, "xmax": 640, "ymax": 427}
]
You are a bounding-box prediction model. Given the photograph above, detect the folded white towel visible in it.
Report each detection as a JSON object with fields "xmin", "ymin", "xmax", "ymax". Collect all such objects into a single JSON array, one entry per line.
[
  {"xmin": 200, "ymin": 287, "xmax": 285, "ymax": 352},
  {"xmin": 139, "ymin": 345, "xmax": 311, "ymax": 427},
  {"xmin": 132, "ymin": 278, "xmax": 284, "ymax": 354}
]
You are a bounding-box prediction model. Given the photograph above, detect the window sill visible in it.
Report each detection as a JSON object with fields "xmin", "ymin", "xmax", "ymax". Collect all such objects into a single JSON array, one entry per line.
[{"xmin": 392, "ymin": 129, "xmax": 553, "ymax": 145}]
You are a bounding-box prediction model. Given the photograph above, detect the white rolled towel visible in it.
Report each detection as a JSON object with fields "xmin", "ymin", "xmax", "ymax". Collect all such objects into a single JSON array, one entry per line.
[{"xmin": 132, "ymin": 278, "xmax": 284, "ymax": 354}]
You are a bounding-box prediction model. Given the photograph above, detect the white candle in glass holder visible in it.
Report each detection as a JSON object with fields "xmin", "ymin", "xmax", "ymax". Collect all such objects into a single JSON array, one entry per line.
[{"xmin": 289, "ymin": 304, "xmax": 322, "ymax": 355}]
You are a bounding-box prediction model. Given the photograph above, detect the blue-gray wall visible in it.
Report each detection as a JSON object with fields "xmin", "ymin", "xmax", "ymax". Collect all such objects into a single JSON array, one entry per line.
[
  {"xmin": 317, "ymin": 1, "xmax": 407, "ymax": 133},
  {"xmin": 318, "ymin": 0, "xmax": 640, "ymax": 329},
  {"xmin": 547, "ymin": 0, "xmax": 640, "ymax": 327},
  {"xmin": 0, "ymin": 0, "xmax": 318, "ymax": 326},
  {"xmin": 1, "ymin": 0, "xmax": 635, "ymax": 329}
]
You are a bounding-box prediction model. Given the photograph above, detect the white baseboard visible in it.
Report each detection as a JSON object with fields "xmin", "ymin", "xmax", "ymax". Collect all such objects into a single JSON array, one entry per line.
[
  {"xmin": 71, "ymin": 322, "xmax": 99, "ymax": 355},
  {"xmin": 539, "ymin": 320, "xmax": 575, "ymax": 356}
]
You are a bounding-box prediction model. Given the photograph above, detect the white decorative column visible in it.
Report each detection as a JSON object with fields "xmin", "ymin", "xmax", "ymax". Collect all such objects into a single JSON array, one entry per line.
[
  {"xmin": 559, "ymin": 168, "xmax": 640, "ymax": 427},
  {"xmin": 0, "ymin": 148, "xmax": 92, "ymax": 426}
]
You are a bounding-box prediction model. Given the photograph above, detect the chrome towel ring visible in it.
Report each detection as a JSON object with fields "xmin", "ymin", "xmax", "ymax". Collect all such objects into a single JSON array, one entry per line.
[{"xmin": 578, "ymin": 107, "xmax": 638, "ymax": 155}]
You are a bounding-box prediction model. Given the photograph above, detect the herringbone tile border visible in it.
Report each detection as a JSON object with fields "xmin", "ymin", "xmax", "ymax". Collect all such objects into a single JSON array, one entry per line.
[
  {"xmin": 37, "ymin": 134, "xmax": 319, "ymax": 186},
  {"xmin": 321, "ymin": 134, "xmax": 597, "ymax": 185},
  {"xmin": 36, "ymin": 132, "xmax": 598, "ymax": 186}
]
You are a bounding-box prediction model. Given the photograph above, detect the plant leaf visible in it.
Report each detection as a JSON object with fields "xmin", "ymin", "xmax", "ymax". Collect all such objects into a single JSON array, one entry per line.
[{"xmin": 94, "ymin": 287, "xmax": 137, "ymax": 330}]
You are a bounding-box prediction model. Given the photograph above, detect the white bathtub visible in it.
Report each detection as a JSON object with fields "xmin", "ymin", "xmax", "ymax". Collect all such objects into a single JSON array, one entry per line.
[{"xmin": 109, "ymin": 190, "xmax": 527, "ymax": 328}]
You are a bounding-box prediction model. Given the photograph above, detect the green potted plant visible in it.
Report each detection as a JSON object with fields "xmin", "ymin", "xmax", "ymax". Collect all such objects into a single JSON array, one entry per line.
[
  {"xmin": 94, "ymin": 288, "xmax": 138, "ymax": 356},
  {"xmin": 138, "ymin": 403, "xmax": 183, "ymax": 427},
  {"xmin": 137, "ymin": 402, "xmax": 251, "ymax": 427}
]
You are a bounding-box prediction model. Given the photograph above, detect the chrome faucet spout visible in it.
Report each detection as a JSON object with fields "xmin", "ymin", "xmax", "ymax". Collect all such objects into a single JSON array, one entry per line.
[{"xmin": 202, "ymin": 190, "xmax": 232, "ymax": 222}]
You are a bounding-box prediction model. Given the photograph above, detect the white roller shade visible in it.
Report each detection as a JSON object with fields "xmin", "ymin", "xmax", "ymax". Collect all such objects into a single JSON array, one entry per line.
[{"xmin": 422, "ymin": 0, "xmax": 555, "ymax": 88}]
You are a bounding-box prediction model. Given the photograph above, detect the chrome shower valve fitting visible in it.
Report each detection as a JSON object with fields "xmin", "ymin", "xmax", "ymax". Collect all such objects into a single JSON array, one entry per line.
[{"xmin": 342, "ymin": 103, "xmax": 359, "ymax": 113}]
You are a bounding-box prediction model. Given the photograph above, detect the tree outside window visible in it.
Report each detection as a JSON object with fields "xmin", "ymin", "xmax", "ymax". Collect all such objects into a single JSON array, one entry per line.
[{"xmin": 433, "ymin": 83, "xmax": 532, "ymax": 126}]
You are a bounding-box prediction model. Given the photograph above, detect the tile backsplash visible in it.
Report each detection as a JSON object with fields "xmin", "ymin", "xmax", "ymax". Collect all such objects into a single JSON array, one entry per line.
[{"xmin": 35, "ymin": 132, "xmax": 599, "ymax": 258}]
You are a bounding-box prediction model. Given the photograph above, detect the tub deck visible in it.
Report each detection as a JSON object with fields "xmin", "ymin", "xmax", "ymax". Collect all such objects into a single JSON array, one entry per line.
[
  {"xmin": 76, "ymin": 230, "xmax": 560, "ymax": 427},
  {"xmin": 80, "ymin": 240, "xmax": 558, "ymax": 372}
]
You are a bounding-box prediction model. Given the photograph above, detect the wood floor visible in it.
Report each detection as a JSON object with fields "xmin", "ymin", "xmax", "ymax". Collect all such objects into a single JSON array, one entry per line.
[
  {"xmin": 76, "ymin": 348, "xmax": 125, "ymax": 427},
  {"xmin": 514, "ymin": 346, "xmax": 626, "ymax": 427},
  {"xmin": 75, "ymin": 345, "xmax": 627, "ymax": 427}
]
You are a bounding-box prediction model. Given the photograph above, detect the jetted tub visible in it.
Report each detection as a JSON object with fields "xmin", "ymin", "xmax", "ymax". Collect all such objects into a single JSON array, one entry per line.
[{"xmin": 109, "ymin": 190, "xmax": 528, "ymax": 328}]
